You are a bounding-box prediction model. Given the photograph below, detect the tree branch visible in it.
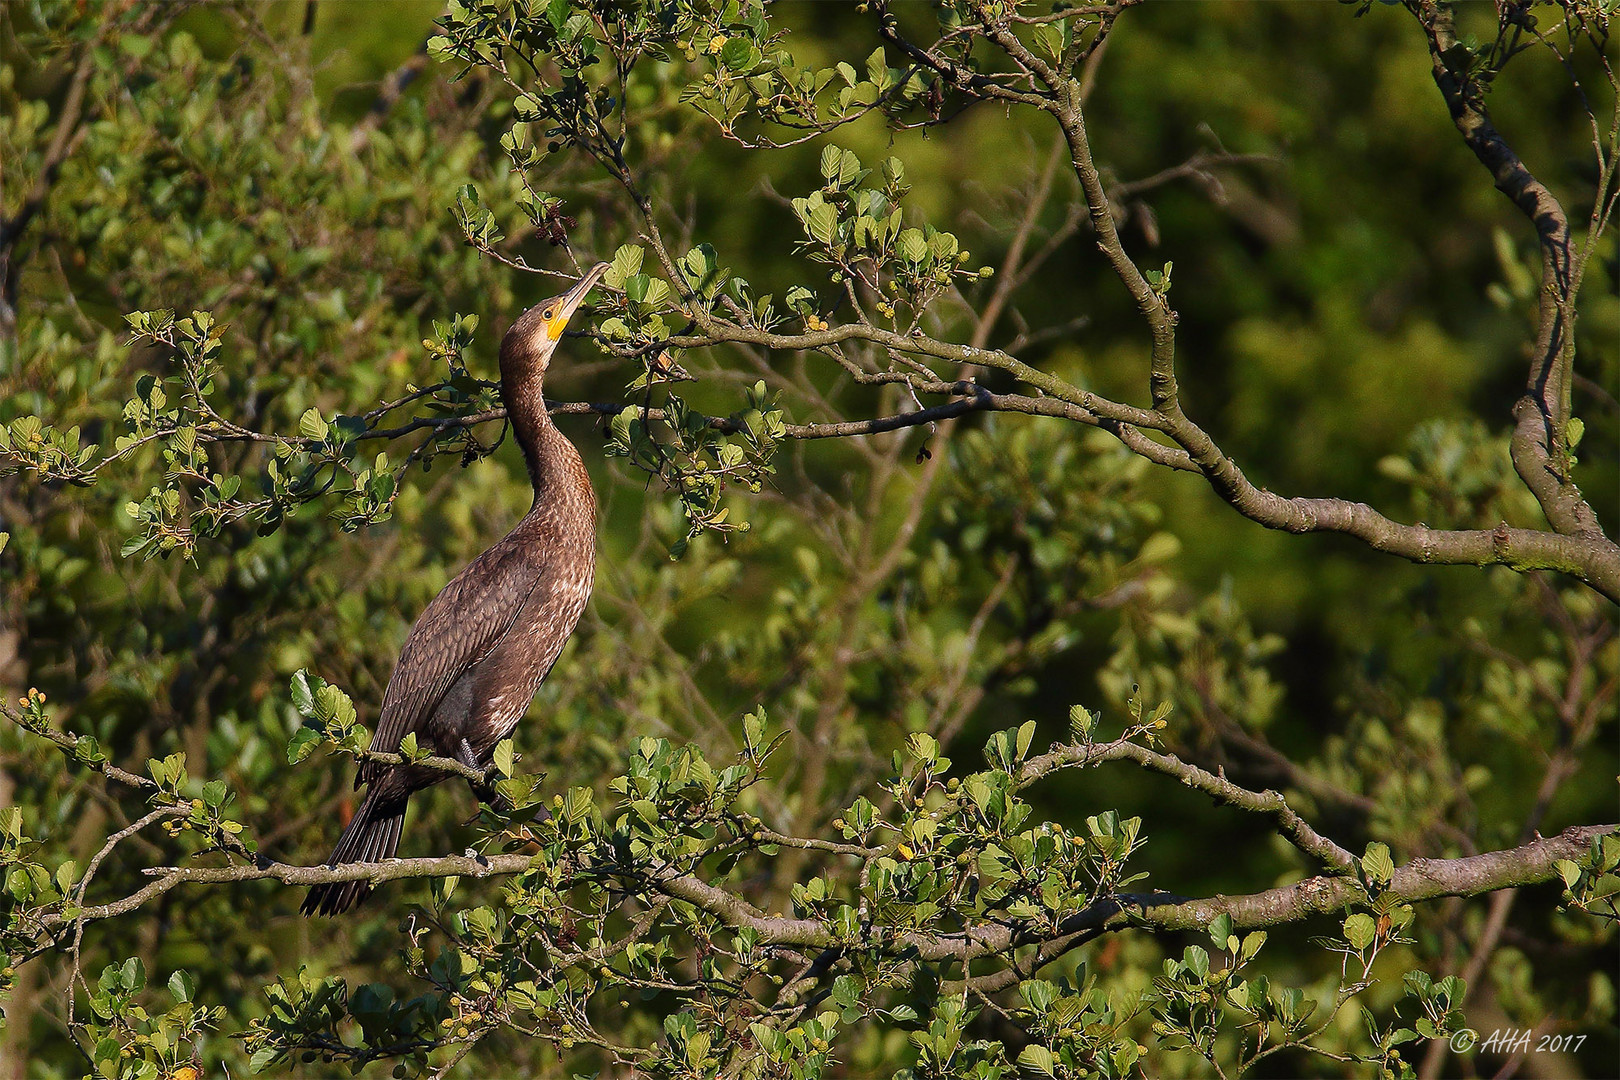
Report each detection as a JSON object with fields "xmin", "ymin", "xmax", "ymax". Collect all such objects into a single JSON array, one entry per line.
[
  {"xmin": 1021, "ymin": 739, "xmax": 1357, "ymax": 870},
  {"xmin": 348, "ymin": 385, "xmax": 1196, "ymax": 473},
  {"xmin": 1411, "ymin": 1, "xmax": 1605, "ymax": 544},
  {"xmin": 29, "ymin": 820, "xmax": 1610, "ymax": 974},
  {"xmin": 959, "ymin": 6, "xmax": 1620, "ymax": 603},
  {"xmin": 969, "ymin": 823, "xmax": 1614, "ymax": 994}
]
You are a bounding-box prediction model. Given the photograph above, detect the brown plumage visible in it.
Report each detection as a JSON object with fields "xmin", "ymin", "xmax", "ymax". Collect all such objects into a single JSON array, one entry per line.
[{"xmin": 303, "ymin": 263, "xmax": 609, "ymax": 916}]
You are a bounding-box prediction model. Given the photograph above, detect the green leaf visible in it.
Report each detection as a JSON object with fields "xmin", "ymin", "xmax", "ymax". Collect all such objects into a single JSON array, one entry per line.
[
  {"xmin": 1033, "ymin": 23, "xmax": 1063, "ymax": 60},
  {"xmin": 898, "ymin": 228, "xmax": 927, "ymax": 263},
  {"xmin": 286, "ymin": 728, "xmax": 322, "ymax": 765},
  {"xmin": 808, "ymin": 202, "xmax": 838, "ymax": 245},
  {"xmin": 1361, "ymin": 842, "xmax": 1395, "ymax": 887},
  {"xmin": 1343, "ymin": 912, "xmax": 1377, "ymax": 951},
  {"xmin": 608, "ymin": 244, "xmax": 644, "ymax": 288},
  {"xmin": 315, "ymin": 683, "xmax": 357, "ymax": 728},
  {"xmin": 819, "ymin": 145, "xmax": 842, "ymax": 182},
  {"xmin": 512, "ymin": 94, "xmax": 543, "ymax": 122},
  {"xmin": 864, "ymin": 47, "xmax": 887, "ymax": 86},
  {"xmin": 290, "ymin": 670, "xmax": 318, "ymax": 716},
  {"xmin": 837, "ymin": 148, "xmax": 860, "ymax": 187},
  {"xmin": 719, "ymin": 36, "xmax": 754, "ymax": 71},
  {"xmin": 299, "ymin": 407, "xmax": 329, "ymax": 442},
  {"xmin": 1137, "ymin": 531, "xmax": 1181, "ymax": 564},
  {"xmin": 1015, "ymin": 718, "xmax": 1036, "ymax": 762},
  {"xmin": 1017, "ymin": 1045, "xmax": 1057, "ymax": 1075},
  {"xmin": 743, "ymin": 708, "xmax": 767, "ymax": 751}
]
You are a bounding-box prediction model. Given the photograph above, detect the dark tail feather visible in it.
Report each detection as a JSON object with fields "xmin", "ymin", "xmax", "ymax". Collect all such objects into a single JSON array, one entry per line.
[{"xmin": 301, "ymin": 788, "xmax": 407, "ymax": 916}]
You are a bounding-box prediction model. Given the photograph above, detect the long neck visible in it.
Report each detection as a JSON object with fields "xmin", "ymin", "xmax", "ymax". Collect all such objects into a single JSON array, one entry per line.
[
  {"xmin": 502, "ymin": 373, "xmax": 560, "ymax": 497},
  {"xmin": 501, "ymin": 371, "xmax": 595, "ymax": 532},
  {"xmin": 499, "ymin": 320, "xmax": 596, "ymax": 528}
]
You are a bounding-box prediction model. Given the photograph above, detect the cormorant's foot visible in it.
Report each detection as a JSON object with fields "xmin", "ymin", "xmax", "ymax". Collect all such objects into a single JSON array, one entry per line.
[
  {"xmin": 452, "ymin": 737, "xmax": 513, "ymax": 813},
  {"xmin": 464, "ymin": 773, "xmax": 515, "ymax": 815}
]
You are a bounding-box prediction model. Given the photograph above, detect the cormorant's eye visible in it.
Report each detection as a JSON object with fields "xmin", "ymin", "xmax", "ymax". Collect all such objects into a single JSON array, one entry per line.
[{"xmin": 542, "ymin": 308, "xmax": 555, "ymax": 320}]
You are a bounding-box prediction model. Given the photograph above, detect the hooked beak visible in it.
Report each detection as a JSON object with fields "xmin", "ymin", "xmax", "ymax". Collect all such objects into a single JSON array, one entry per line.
[{"xmin": 545, "ymin": 261, "xmax": 611, "ymax": 340}]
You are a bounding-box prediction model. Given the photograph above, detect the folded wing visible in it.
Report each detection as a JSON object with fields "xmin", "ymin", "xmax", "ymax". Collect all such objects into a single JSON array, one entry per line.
[{"xmin": 360, "ymin": 541, "xmax": 542, "ymax": 784}]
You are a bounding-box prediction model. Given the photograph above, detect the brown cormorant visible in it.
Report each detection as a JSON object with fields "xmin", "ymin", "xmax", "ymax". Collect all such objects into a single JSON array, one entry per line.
[{"xmin": 303, "ymin": 262, "xmax": 609, "ymax": 916}]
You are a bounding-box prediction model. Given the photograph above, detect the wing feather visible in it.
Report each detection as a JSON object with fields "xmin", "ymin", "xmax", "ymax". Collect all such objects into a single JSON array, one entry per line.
[{"xmin": 365, "ymin": 539, "xmax": 542, "ymax": 774}]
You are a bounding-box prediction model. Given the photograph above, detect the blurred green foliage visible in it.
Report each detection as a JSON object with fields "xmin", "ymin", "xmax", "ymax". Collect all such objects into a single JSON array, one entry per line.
[{"xmin": 0, "ymin": 0, "xmax": 1615, "ymax": 1077}]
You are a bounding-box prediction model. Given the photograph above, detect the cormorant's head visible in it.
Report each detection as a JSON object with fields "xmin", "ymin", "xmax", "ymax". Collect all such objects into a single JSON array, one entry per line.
[{"xmin": 503, "ymin": 261, "xmax": 611, "ymax": 378}]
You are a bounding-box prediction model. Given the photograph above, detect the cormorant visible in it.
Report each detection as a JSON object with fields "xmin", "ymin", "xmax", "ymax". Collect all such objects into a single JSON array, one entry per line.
[{"xmin": 303, "ymin": 262, "xmax": 609, "ymax": 916}]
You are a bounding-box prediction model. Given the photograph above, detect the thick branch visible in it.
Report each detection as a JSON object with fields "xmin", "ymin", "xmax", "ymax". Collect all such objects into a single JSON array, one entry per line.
[
  {"xmin": 1412, "ymin": 1, "xmax": 1603, "ymax": 543},
  {"xmin": 996, "ymin": 28, "xmax": 1182, "ymax": 414},
  {"xmin": 967, "ymin": 8, "xmax": 1620, "ymax": 603},
  {"xmin": 10, "ymin": 706, "xmax": 1606, "ymax": 983},
  {"xmin": 973, "ymin": 823, "xmax": 1615, "ymax": 993},
  {"xmin": 34, "ymin": 823, "xmax": 1612, "ymax": 973},
  {"xmin": 1127, "ymin": 824, "xmax": 1613, "ymax": 931},
  {"xmin": 1175, "ymin": 483, "xmax": 1619, "ymax": 602},
  {"xmin": 364, "ymin": 395, "xmax": 1619, "ymax": 602}
]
